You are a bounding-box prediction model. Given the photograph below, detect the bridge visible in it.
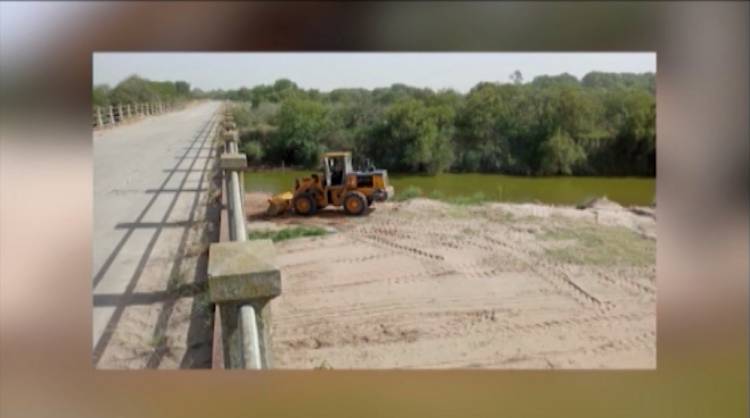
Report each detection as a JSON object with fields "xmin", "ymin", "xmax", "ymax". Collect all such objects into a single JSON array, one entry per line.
[{"xmin": 93, "ymin": 101, "xmax": 275, "ymax": 369}]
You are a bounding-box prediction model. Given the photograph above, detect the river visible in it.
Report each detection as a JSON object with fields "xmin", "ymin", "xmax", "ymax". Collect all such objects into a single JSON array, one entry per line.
[{"xmin": 244, "ymin": 170, "xmax": 655, "ymax": 206}]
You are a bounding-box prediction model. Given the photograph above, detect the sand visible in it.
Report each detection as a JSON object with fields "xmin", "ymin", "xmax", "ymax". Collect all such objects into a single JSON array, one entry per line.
[{"xmin": 246, "ymin": 193, "xmax": 656, "ymax": 369}]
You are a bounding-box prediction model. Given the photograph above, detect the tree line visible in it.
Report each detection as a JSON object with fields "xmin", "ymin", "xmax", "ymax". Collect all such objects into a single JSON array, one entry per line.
[
  {"xmin": 94, "ymin": 72, "xmax": 655, "ymax": 176},
  {"xmin": 220, "ymin": 72, "xmax": 655, "ymax": 177},
  {"xmin": 93, "ymin": 75, "xmax": 192, "ymax": 108}
]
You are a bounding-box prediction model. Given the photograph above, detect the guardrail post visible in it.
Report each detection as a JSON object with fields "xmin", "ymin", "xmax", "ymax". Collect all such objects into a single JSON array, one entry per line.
[
  {"xmin": 108, "ymin": 105, "xmax": 115, "ymax": 126},
  {"xmin": 208, "ymin": 240, "xmax": 280, "ymax": 369},
  {"xmin": 96, "ymin": 107, "xmax": 103, "ymax": 127},
  {"xmin": 117, "ymin": 104, "xmax": 123, "ymax": 123}
]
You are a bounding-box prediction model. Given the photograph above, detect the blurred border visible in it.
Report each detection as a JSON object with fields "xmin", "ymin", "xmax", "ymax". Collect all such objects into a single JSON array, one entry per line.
[{"xmin": 1, "ymin": 2, "xmax": 747, "ymax": 418}]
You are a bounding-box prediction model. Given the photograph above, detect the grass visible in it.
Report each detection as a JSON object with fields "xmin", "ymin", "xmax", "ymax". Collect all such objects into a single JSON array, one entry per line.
[
  {"xmin": 447, "ymin": 191, "xmax": 488, "ymax": 206},
  {"xmin": 248, "ymin": 226, "xmax": 328, "ymax": 242},
  {"xmin": 393, "ymin": 185, "xmax": 423, "ymax": 201},
  {"xmin": 428, "ymin": 189, "xmax": 446, "ymax": 200},
  {"xmin": 393, "ymin": 186, "xmax": 493, "ymax": 206},
  {"xmin": 540, "ymin": 221, "xmax": 655, "ymax": 267}
]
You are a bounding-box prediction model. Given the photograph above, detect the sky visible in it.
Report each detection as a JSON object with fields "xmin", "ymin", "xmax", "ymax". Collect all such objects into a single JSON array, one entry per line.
[{"xmin": 93, "ymin": 52, "xmax": 655, "ymax": 93}]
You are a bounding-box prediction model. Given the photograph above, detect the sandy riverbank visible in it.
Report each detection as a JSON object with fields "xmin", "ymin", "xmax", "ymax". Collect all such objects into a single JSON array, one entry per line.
[{"xmin": 245, "ymin": 193, "xmax": 656, "ymax": 369}]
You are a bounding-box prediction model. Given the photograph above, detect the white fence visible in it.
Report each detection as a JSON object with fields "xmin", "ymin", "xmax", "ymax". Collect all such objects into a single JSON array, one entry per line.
[{"xmin": 92, "ymin": 102, "xmax": 184, "ymax": 129}]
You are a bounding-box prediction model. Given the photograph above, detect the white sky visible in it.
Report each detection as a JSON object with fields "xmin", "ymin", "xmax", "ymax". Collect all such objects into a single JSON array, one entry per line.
[{"xmin": 93, "ymin": 52, "xmax": 655, "ymax": 93}]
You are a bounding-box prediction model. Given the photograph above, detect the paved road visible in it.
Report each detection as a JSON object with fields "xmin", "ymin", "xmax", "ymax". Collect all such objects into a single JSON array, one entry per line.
[{"xmin": 92, "ymin": 101, "xmax": 221, "ymax": 368}]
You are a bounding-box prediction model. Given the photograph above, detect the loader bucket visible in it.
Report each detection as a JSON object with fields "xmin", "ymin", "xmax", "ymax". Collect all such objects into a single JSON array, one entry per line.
[{"xmin": 266, "ymin": 191, "xmax": 294, "ymax": 216}]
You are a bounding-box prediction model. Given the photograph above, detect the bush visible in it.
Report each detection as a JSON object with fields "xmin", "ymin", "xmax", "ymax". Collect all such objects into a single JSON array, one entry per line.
[
  {"xmin": 248, "ymin": 226, "xmax": 328, "ymax": 242},
  {"xmin": 538, "ymin": 129, "xmax": 585, "ymax": 175},
  {"xmin": 241, "ymin": 141, "xmax": 264, "ymax": 165},
  {"xmin": 231, "ymin": 105, "xmax": 253, "ymax": 128}
]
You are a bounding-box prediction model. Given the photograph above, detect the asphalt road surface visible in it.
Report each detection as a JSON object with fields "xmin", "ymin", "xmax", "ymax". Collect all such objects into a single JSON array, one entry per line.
[{"xmin": 92, "ymin": 101, "xmax": 221, "ymax": 368}]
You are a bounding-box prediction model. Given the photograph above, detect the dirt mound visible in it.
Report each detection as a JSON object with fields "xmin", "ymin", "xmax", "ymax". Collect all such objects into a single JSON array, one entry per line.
[{"xmin": 577, "ymin": 196, "xmax": 622, "ymax": 210}]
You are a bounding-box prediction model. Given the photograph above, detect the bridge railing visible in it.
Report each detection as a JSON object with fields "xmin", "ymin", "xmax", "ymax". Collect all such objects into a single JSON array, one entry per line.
[
  {"xmin": 92, "ymin": 101, "xmax": 188, "ymax": 129},
  {"xmin": 208, "ymin": 104, "xmax": 280, "ymax": 369}
]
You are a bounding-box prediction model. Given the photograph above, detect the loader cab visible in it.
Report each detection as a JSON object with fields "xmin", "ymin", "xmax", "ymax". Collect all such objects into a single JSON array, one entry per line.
[{"xmin": 324, "ymin": 152, "xmax": 353, "ymax": 187}]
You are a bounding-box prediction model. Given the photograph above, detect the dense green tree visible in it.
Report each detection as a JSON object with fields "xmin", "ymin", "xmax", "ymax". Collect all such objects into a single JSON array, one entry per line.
[
  {"xmin": 102, "ymin": 75, "xmax": 193, "ymax": 106},
  {"xmin": 175, "ymin": 81, "xmax": 191, "ymax": 96},
  {"xmin": 582, "ymin": 72, "xmax": 655, "ymax": 94},
  {"xmin": 455, "ymin": 83, "xmax": 532, "ymax": 173},
  {"xmin": 267, "ymin": 98, "xmax": 329, "ymax": 168},
  {"xmin": 531, "ymin": 73, "xmax": 579, "ymax": 89},
  {"xmin": 93, "ymin": 84, "xmax": 111, "ymax": 107},
  {"xmin": 364, "ymin": 98, "xmax": 454, "ymax": 174},
  {"xmin": 129, "ymin": 71, "xmax": 655, "ymax": 176},
  {"xmin": 109, "ymin": 75, "xmax": 158, "ymax": 104},
  {"xmin": 509, "ymin": 70, "xmax": 523, "ymax": 85},
  {"xmin": 538, "ymin": 129, "xmax": 585, "ymax": 175}
]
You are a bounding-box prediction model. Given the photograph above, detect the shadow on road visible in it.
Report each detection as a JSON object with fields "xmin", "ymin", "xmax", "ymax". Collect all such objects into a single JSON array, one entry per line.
[{"xmin": 93, "ymin": 115, "xmax": 220, "ymax": 369}]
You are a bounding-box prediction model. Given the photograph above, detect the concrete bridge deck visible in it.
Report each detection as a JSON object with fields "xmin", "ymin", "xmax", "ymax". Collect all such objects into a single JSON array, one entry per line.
[{"xmin": 92, "ymin": 101, "xmax": 221, "ymax": 368}]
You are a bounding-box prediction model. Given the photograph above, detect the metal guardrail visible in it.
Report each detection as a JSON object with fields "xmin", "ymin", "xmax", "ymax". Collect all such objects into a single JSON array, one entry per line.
[
  {"xmin": 208, "ymin": 103, "xmax": 279, "ymax": 369},
  {"xmin": 92, "ymin": 101, "xmax": 186, "ymax": 129},
  {"xmin": 240, "ymin": 305, "xmax": 262, "ymax": 369}
]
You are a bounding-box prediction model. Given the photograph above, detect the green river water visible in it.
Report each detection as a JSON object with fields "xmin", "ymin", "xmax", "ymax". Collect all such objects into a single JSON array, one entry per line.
[{"xmin": 244, "ymin": 170, "xmax": 655, "ymax": 207}]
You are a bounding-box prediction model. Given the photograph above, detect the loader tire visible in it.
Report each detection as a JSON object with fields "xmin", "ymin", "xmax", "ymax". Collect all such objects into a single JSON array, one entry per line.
[
  {"xmin": 343, "ymin": 191, "xmax": 367, "ymax": 216},
  {"xmin": 293, "ymin": 194, "xmax": 317, "ymax": 216}
]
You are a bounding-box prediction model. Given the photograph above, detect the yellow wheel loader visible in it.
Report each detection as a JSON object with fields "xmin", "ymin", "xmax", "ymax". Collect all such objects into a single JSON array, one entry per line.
[{"xmin": 267, "ymin": 152, "xmax": 394, "ymax": 216}]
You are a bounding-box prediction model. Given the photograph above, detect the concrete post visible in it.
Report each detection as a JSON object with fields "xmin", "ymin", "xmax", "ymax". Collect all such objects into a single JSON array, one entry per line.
[
  {"xmin": 117, "ymin": 104, "xmax": 123, "ymax": 122},
  {"xmin": 127, "ymin": 104, "xmax": 132, "ymax": 119},
  {"xmin": 108, "ymin": 105, "xmax": 115, "ymax": 125},
  {"xmin": 96, "ymin": 107, "xmax": 103, "ymax": 127},
  {"xmin": 208, "ymin": 240, "xmax": 280, "ymax": 369}
]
